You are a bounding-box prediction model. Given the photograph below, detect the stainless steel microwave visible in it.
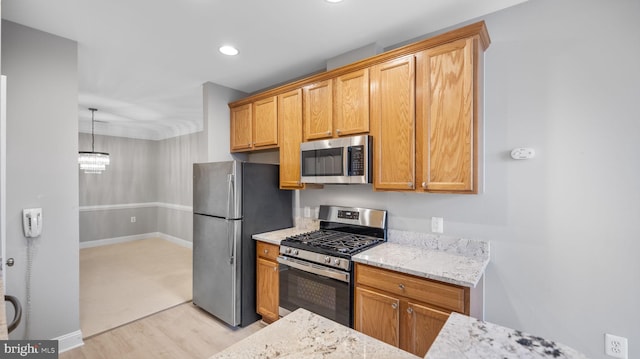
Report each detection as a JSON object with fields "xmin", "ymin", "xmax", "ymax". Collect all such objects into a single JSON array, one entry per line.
[{"xmin": 300, "ymin": 134, "xmax": 372, "ymax": 184}]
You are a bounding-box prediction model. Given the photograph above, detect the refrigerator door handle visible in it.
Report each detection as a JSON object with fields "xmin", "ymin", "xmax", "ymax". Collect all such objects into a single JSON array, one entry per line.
[
  {"xmin": 228, "ymin": 220, "xmax": 234, "ymax": 264},
  {"xmin": 226, "ymin": 174, "xmax": 234, "ymax": 220}
]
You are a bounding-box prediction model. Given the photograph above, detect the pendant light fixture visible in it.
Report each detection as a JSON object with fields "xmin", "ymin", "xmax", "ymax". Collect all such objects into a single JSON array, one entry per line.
[{"xmin": 78, "ymin": 108, "xmax": 110, "ymax": 174}]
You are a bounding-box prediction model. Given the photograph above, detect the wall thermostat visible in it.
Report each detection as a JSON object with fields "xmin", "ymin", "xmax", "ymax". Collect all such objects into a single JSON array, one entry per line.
[{"xmin": 510, "ymin": 148, "xmax": 535, "ymax": 160}]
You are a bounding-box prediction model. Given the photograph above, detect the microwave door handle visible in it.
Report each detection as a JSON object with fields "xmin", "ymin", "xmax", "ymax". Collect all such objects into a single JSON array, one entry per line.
[{"xmin": 345, "ymin": 146, "xmax": 350, "ymax": 176}]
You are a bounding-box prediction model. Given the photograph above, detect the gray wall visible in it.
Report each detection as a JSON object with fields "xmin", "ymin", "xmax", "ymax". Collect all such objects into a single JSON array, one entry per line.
[
  {"xmin": 78, "ymin": 131, "xmax": 201, "ymax": 243},
  {"xmin": 79, "ymin": 133, "xmax": 158, "ymax": 205},
  {"xmin": 300, "ymin": 0, "xmax": 640, "ymax": 357},
  {"xmin": 2, "ymin": 20, "xmax": 80, "ymax": 340},
  {"xmin": 203, "ymin": 81, "xmax": 248, "ymax": 163},
  {"xmin": 79, "ymin": 82, "xmax": 244, "ymax": 244},
  {"xmin": 79, "ymin": 134, "xmax": 160, "ymax": 242}
]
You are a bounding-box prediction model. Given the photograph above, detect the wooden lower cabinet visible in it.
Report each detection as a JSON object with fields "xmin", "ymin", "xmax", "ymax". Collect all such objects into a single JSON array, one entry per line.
[
  {"xmin": 354, "ymin": 263, "xmax": 469, "ymax": 357},
  {"xmin": 402, "ymin": 301, "xmax": 450, "ymax": 356},
  {"xmin": 354, "ymin": 287, "xmax": 400, "ymax": 347},
  {"xmin": 256, "ymin": 241, "xmax": 280, "ymax": 323}
]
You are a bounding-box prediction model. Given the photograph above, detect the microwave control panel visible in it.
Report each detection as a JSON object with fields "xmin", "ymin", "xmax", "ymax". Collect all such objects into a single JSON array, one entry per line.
[{"xmin": 348, "ymin": 145, "xmax": 365, "ymax": 176}]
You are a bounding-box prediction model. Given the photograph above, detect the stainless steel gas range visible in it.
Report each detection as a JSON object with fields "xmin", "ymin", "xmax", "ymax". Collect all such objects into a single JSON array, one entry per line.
[{"xmin": 277, "ymin": 205, "xmax": 387, "ymax": 327}]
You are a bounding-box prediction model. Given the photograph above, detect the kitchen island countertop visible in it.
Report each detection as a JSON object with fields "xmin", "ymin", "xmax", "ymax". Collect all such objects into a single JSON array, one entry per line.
[
  {"xmin": 209, "ymin": 309, "xmax": 588, "ymax": 359},
  {"xmin": 426, "ymin": 312, "xmax": 589, "ymax": 359},
  {"xmin": 210, "ymin": 308, "xmax": 420, "ymax": 359}
]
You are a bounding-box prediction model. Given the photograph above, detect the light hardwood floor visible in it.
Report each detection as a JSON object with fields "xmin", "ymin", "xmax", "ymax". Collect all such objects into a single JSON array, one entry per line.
[{"xmin": 61, "ymin": 302, "xmax": 266, "ymax": 359}]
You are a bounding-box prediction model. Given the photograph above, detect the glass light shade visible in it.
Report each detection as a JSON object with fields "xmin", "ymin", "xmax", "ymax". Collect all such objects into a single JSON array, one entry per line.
[{"xmin": 78, "ymin": 152, "xmax": 110, "ymax": 174}]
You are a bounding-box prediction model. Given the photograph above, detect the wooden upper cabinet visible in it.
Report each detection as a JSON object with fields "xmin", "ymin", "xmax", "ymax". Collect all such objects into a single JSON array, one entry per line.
[
  {"xmin": 253, "ymin": 96, "xmax": 279, "ymax": 148},
  {"xmin": 230, "ymin": 103, "xmax": 252, "ymax": 151},
  {"xmin": 303, "ymin": 80, "xmax": 333, "ymax": 141},
  {"xmin": 334, "ymin": 69, "xmax": 370, "ymax": 136},
  {"xmin": 230, "ymin": 96, "xmax": 278, "ymax": 152},
  {"xmin": 278, "ymin": 89, "xmax": 304, "ymax": 189},
  {"xmin": 416, "ymin": 37, "xmax": 479, "ymax": 193},
  {"xmin": 370, "ymin": 55, "xmax": 416, "ymax": 191}
]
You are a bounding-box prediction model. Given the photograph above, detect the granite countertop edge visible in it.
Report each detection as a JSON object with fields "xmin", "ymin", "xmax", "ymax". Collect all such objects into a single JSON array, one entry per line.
[{"xmin": 425, "ymin": 312, "xmax": 590, "ymax": 359}]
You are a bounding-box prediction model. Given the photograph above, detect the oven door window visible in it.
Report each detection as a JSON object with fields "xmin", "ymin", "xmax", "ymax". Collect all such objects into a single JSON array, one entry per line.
[
  {"xmin": 301, "ymin": 148, "xmax": 344, "ymax": 177},
  {"xmin": 279, "ymin": 263, "xmax": 350, "ymax": 326}
]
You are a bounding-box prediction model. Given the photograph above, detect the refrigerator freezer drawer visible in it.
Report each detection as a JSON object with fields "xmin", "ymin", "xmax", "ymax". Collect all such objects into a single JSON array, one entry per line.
[{"xmin": 193, "ymin": 214, "xmax": 241, "ymax": 326}]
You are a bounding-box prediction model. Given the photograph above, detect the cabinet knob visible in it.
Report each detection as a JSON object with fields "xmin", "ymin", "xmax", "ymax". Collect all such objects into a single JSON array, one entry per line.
[
  {"xmin": 247, "ymin": 144, "xmax": 251, "ymax": 148},
  {"xmin": 336, "ymin": 129, "xmax": 341, "ymax": 134},
  {"xmin": 264, "ymin": 249, "xmax": 268, "ymax": 254},
  {"xmin": 391, "ymin": 302, "xmax": 398, "ymax": 310},
  {"xmin": 422, "ymin": 182, "xmax": 427, "ymax": 188},
  {"xmin": 326, "ymin": 131, "xmax": 331, "ymax": 136},
  {"xmin": 273, "ymin": 266, "xmax": 277, "ymax": 272},
  {"xmin": 398, "ymin": 283, "xmax": 405, "ymax": 290},
  {"xmin": 407, "ymin": 307, "xmax": 413, "ymax": 314}
]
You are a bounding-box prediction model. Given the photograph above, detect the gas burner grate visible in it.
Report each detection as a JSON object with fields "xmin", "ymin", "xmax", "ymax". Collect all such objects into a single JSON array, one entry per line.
[{"xmin": 285, "ymin": 230, "xmax": 382, "ymax": 255}]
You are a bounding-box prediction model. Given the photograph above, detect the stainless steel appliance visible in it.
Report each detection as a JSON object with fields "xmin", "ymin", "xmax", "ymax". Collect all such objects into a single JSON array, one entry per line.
[
  {"xmin": 300, "ymin": 134, "xmax": 372, "ymax": 184},
  {"xmin": 193, "ymin": 161, "xmax": 292, "ymax": 327},
  {"xmin": 278, "ymin": 205, "xmax": 387, "ymax": 327}
]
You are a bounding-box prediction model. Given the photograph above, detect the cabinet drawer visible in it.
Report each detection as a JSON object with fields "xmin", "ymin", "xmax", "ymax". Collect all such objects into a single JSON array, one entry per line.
[
  {"xmin": 355, "ymin": 264, "xmax": 466, "ymax": 313},
  {"xmin": 257, "ymin": 241, "xmax": 279, "ymax": 261}
]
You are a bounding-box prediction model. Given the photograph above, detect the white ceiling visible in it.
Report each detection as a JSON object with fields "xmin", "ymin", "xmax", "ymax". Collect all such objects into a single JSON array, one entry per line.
[{"xmin": 3, "ymin": 0, "xmax": 527, "ymax": 140}]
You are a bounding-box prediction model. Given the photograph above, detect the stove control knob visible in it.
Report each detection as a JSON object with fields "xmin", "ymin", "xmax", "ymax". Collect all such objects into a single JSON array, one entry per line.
[
  {"xmin": 285, "ymin": 248, "xmax": 292, "ymax": 254},
  {"xmin": 324, "ymin": 256, "xmax": 331, "ymax": 264},
  {"xmin": 334, "ymin": 259, "xmax": 341, "ymax": 266},
  {"xmin": 293, "ymin": 249, "xmax": 299, "ymax": 255}
]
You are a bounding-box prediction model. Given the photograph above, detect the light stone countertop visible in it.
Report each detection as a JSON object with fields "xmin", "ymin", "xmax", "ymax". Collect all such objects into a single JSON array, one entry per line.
[
  {"xmin": 425, "ymin": 313, "xmax": 589, "ymax": 359},
  {"xmin": 210, "ymin": 308, "xmax": 420, "ymax": 359},
  {"xmin": 251, "ymin": 217, "xmax": 319, "ymax": 245},
  {"xmin": 352, "ymin": 229, "xmax": 489, "ymax": 288}
]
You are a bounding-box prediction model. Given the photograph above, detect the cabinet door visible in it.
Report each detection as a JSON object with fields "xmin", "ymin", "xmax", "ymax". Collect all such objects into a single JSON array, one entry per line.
[
  {"xmin": 354, "ymin": 286, "xmax": 400, "ymax": 347},
  {"xmin": 303, "ymin": 80, "xmax": 333, "ymax": 140},
  {"xmin": 416, "ymin": 38, "xmax": 477, "ymax": 193},
  {"xmin": 370, "ymin": 55, "xmax": 416, "ymax": 191},
  {"xmin": 256, "ymin": 257, "xmax": 279, "ymax": 323},
  {"xmin": 278, "ymin": 89, "xmax": 304, "ymax": 189},
  {"xmin": 402, "ymin": 301, "xmax": 450, "ymax": 357},
  {"xmin": 253, "ymin": 96, "xmax": 278, "ymax": 148},
  {"xmin": 230, "ymin": 103, "xmax": 252, "ymax": 152},
  {"xmin": 335, "ymin": 69, "xmax": 369, "ymax": 136}
]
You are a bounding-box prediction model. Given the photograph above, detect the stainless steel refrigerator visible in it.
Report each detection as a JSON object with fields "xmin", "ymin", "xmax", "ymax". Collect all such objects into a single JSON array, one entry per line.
[{"xmin": 193, "ymin": 161, "xmax": 292, "ymax": 327}]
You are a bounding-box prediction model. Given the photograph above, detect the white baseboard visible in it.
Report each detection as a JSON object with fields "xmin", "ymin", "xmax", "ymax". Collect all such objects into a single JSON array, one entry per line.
[
  {"xmin": 54, "ymin": 330, "xmax": 84, "ymax": 353},
  {"xmin": 158, "ymin": 233, "xmax": 193, "ymax": 249},
  {"xmin": 79, "ymin": 233, "xmax": 159, "ymax": 249},
  {"xmin": 79, "ymin": 232, "xmax": 192, "ymax": 249}
]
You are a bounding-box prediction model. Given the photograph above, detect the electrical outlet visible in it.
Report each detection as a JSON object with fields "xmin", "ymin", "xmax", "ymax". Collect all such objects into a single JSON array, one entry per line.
[
  {"xmin": 130, "ymin": 216, "xmax": 136, "ymax": 223},
  {"xmin": 605, "ymin": 333, "xmax": 628, "ymax": 359},
  {"xmin": 431, "ymin": 217, "xmax": 444, "ymax": 233}
]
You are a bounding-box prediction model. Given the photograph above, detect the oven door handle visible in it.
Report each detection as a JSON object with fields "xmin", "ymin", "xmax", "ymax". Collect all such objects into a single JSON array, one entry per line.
[{"xmin": 277, "ymin": 256, "xmax": 350, "ymax": 283}]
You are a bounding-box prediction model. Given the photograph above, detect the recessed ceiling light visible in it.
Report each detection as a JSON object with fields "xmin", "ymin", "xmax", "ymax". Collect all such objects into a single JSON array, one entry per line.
[
  {"xmin": 325, "ymin": 0, "xmax": 343, "ymax": 3},
  {"xmin": 219, "ymin": 45, "xmax": 239, "ymax": 56}
]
